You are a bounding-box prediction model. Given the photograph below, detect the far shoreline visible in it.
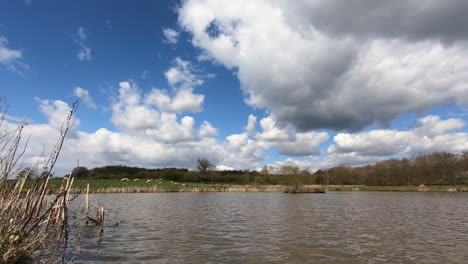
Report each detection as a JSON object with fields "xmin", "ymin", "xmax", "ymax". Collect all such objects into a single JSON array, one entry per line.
[
  {"xmin": 53, "ymin": 180, "xmax": 468, "ymax": 194},
  {"xmin": 19, "ymin": 178, "xmax": 468, "ymax": 194}
]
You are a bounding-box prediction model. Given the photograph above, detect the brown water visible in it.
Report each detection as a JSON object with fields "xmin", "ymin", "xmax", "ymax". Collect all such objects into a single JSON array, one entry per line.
[{"xmin": 70, "ymin": 192, "xmax": 468, "ymax": 263}]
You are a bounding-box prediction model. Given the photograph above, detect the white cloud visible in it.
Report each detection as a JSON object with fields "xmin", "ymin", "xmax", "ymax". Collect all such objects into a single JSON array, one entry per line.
[
  {"xmin": 74, "ymin": 27, "xmax": 92, "ymax": 61},
  {"xmin": 316, "ymin": 115, "xmax": 468, "ymax": 169},
  {"xmin": 223, "ymin": 132, "xmax": 263, "ymax": 169},
  {"xmin": 74, "ymin": 87, "xmax": 96, "ymax": 109},
  {"xmin": 200, "ymin": 121, "xmax": 218, "ymax": 137},
  {"xmin": 254, "ymin": 116, "xmax": 329, "ymax": 156},
  {"xmin": 0, "ymin": 37, "xmax": 21, "ymax": 63},
  {"xmin": 271, "ymin": 132, "xmax": 329, "ymax": 157},
  {"xmin": 245, "ymin": 114, "xmax": 256, "ymax": 136},
  {"xmin": 7, "ymin": 92, "xmax": 233, "ymax": 175},
  {"xmin": 313, "ymin": 153, "xmax": 386, "ymax": 170},
  {"xmin": 271, "ymin": 158, "xmax": 312, "ymax": 170},
  {"xmin": 145, "ymin": 89, "xmax": 204, "ymax": 113},
  {"xmin": 111, "ymin": 81, "xmax": 162, "ymax": 132},
  {"xmin": 0, "ymin": 36, "xmax": 28, "ymax": 73},
  {"xmin": 110, "ymin": 81, "xmax": 208, "ymax": 144},
  {"xmin": 178, "ymin": 0, "xmax": 468, "ymax": 131},
  {"xmin": 256, "ymin": 116, "xmax": 293, "ymax": 142},
  {"xmin": 143, "ymin": 57, "xmax": 206, "ymax": 113},
  {"xmin": 329, "ymin": 130, "xmax": 410, "ymax": 156},
  {"xmin": 412, "ymin": 115, "xmax": 465, "ymax": 137},
  {"xmin": 163, "ymin": 28, "xmax": 180, "ymax": 44},
  {"xmin": 35, "ymin": 98, "xmax": 79, "ymax": 129},
  {"xmin": 11, "ymin": 97, "xmax": 467, "ymax": 176},
  {"xmin": 403, "ymin": 133, "xmax": 468, "ymax": 156},
  {"xmin": 164, "ymin": 57, "xmax": 203, "ymax": 89}
]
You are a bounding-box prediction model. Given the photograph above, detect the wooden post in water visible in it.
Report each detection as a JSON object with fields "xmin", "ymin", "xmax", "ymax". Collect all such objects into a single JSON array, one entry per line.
[{"xmin": 85, "ymin": 183, "xmax": 89, "ymax": 217}]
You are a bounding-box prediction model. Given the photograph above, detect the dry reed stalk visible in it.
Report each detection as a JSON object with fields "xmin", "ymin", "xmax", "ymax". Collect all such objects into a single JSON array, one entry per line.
[
  {"xmin": 73, "ymin": 184, "xmax": 289, "ymax": 193},
  {"xmin": 85, "ymin": 183, "xmax": 89, "ymax": 216},
  {"xmin": 83, "ymin": 184, "xmax": 105, "ymax": 237},
  {"xmin": 0, "ymin": 98, "xmax": 79, "ymax": 264}
]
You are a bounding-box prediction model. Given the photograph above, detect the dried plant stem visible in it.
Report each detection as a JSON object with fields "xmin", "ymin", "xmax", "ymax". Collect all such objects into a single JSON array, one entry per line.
[{"xmin": 0, "ymin": 98, "xmax": 79, "ymax": 264}]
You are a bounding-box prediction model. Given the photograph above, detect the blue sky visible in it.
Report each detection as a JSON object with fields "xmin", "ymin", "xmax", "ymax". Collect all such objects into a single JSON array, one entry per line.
[{"xmin": 1, "ymin": 0, "xmax": 467, "ymax": 175}]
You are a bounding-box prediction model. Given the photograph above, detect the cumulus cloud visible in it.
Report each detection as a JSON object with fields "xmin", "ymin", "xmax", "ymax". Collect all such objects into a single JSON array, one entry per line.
[
  {"xmin": 163, "ymin": 28, "xmax": 180, "ymax": 44},
  {"xmin": 145, "ymin": 88, "xmax": 204, "ymax": 113},
  {"xmin": 143, "ymin": 57, "xmax": 206, "ymax": 113},
  {"xmin": 178, "ymin": 0, "xmax": 468, "ymax": 131},
  {"xmin": 280, "ymin": 0, "xmax": 468, "ymax": 43},
  {"xmin": 212, "ymin": 114, "xmax": 329, "ymax": 170},
  {"xmin": 34, "ymin": 98, "xmax": 79, "ymax": 129},
  {"xmin": 15, "ymin": 96, "xmax": 466, "ymax": 176},
  {"xmin": 254, "ymin": 116, "xmax": 329, "ymax": 156},
  {"xmin": 74, "ymin": 87, "xmax": 96, "ymax": 109},
  {"xmin": 329, "ymin": 130, "xmax": 410, "ymax": 157},
  {"xmin": 271, "ymin": 158, "xmax": 312, "ymax": 171},
  {"xmin": 110, "ymin": 57, "xmax": 209, "ymax": 141},
  {"xmin": 0, "ymin": 36, "xmax": 28, "ymax": 73},
  {"xmin": 108, "ymin": 78, "xmax": 212, "ymax": 147},
  {"xmin": 8, "ymin": 91, "xmax": 225, "ymax": 175},
  {"xmin": 316, "ymin": 115, "xmax": 468, "ymax": 168},
  {"xmin": 164, "ymin": 57, "xmax": 204, "ymax": 89},
  {"xmin": 245, "ymin": 114, "xmax": 257, "ymax": 136},
  {"xmin": 223, "ymin": 132, "xmax": 263, "ymax": 169},
  {"xmin": 74, "ymin": 27, "xmax": 92, "ymax": 61},
  {"xmin": 412, "ymin": 115, "xmax": 465, "ymax": 137}
]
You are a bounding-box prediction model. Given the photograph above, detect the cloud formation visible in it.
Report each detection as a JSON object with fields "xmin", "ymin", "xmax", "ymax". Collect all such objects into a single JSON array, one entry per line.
[
  {"xmin": 316, "ymin": 115, "xmax": 468, "ymax": 168},
  {"xmin": 281, "ymin": 0, "xmax": 468, "ymax": 43},
  {"xmin": 254, "ymin": 116, "xmax": 329, "ymax": 156},
  {"xmin": 178, "ymin": 0, "xmax": 468, "ymax": 131},
  {"xmin": 12, "ymin": 90, "xmax": 223, "ymax": 175},
  {"xmin": 74, "ymin": 27, "xmax": 92, "ymax": 61},
  {"xmin": 0, "ymin": 36, "xmax": 28, "ymax": 73},
  {"xmin": 74, "ymin": 87, "xmax": 96, "ymax": 109},
  {"xmin": 14, "ymin": 94, "xmax": 329, "ymax": 175},
  {"xmin": 163, "ymin": 28, "xmax": 180, "ymax": 44},
  {"xmin": 9, "ymin": 97, "xmax": 468, "ymax": 176}
]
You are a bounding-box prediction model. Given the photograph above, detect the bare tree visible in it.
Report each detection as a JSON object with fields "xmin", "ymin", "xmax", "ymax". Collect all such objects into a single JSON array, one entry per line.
[{"xmin": 197, "ymin": 157, "xmax": 215, "ymax": 172}]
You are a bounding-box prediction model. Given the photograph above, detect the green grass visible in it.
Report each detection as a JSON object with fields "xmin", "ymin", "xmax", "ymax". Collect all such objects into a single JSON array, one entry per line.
[
  {"xmin": 23, "ymin": 178, "xmax": 237, "ymax": 193},
  {"xmin": 21, "ymin": 179, "xmax": 468, "ymax": 193}
]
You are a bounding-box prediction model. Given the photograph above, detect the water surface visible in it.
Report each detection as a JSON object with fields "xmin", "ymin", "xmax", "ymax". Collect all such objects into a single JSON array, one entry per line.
[{"xmin": 71, "ymin": 192, "xmax": 468, "ymax": 263}]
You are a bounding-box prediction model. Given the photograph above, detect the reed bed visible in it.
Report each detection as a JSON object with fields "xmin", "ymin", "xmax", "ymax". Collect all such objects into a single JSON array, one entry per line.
[
  {"xmin": 67, "ymin": 183, "xmax": 288, "ymax": 193},
  {"xmin": 323, "ymin": 185, "xmax": 468, "ymax": 192},
  {"xmin": 50, "ymin": 181, "xmax": 468, "ymax": 193},
  {"xmin": 0, "ymin": 99, "xmax": 80, "ymax": 263}
]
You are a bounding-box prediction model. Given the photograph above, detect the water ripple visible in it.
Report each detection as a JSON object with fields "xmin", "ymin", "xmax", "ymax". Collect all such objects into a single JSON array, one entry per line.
[{"xmin": 71, "ymin": 192, "xmax": 468, "ymax": 263}]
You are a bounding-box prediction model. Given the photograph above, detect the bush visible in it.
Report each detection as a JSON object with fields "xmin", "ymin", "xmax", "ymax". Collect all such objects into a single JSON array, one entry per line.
[{"xmin": 72, "ymin": 166, "xmax": 90, "ymax": 178}]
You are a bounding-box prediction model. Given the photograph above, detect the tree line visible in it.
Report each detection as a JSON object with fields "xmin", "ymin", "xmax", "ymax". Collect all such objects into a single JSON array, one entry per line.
[{"xmin": 65, "ymin": 152, "xmax": 468, "ymax": 186}]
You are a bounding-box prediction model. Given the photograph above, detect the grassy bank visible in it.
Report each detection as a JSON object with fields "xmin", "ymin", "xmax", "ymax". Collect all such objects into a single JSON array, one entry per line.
[
  {"xmin": 323, "ymin": 185, "xmax": 468, "ymax": 192},
  {"xmin": 23, "ymin": 178, "xmax": 286, "ymax": 193},
  {"xmin": 22, "ymin": 179, "xmax": 468, "ymax": 193}
]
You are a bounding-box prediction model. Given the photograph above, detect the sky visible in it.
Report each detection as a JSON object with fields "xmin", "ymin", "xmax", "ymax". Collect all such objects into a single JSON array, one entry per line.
[{"xmin": 1, "ymin": 0, "xmax": 468, "ymax": 176}]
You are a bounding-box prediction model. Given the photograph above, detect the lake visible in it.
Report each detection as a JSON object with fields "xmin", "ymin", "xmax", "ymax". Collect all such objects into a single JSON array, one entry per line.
[{"xmin": 71, "ymin": 192, "xmax": 468, "ymax": 263}]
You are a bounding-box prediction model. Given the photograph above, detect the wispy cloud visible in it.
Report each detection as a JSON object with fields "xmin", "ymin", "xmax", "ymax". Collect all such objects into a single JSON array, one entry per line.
[
  {"xmin": 73, "ymin": 27, "xmax": 92, "ymax": 61},
  {"xmin": 105, "ymin": 19, "xmax": 112, "ymax": 30},
  {"xmin": 162, "ymin": 28, "xmax": 179, "ymax": 44},
  {"xmin": 141, "ymin": 70, "xmax": 150, "ymax": 79},
  {"xmin": 74, "ymin": 87, "xmax": 96, "ymax": 109},
  {"xmin": 0, "ymin": 35, "xmax": 29, "ymax": 73}
]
